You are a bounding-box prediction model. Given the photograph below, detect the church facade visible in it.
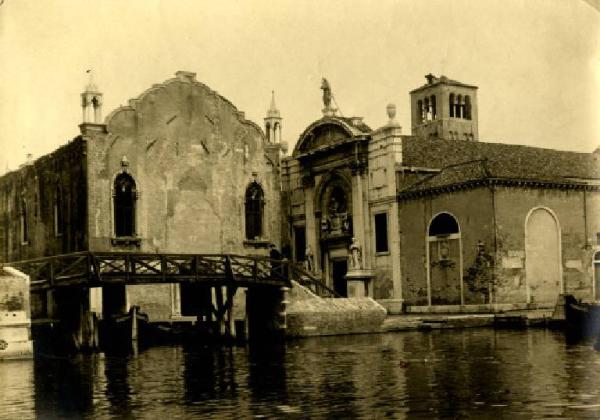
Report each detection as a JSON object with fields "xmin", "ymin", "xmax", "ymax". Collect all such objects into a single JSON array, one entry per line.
[
  {"xmin": 0, "ymin": 71, "xmax": 284, "ymax": 319},
  {"xmin": 1, "ymin": 71, "xmax": 599, "ymax": 318},
  {"xmin": 281, "ymin": 75, "xmax": 600, "ymax": 312}
]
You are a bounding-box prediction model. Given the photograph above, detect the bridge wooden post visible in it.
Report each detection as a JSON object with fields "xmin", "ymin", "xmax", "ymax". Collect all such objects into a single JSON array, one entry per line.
[{"xmin": 226, "ymin": 286, "xmax": 236, "ymax": 340}]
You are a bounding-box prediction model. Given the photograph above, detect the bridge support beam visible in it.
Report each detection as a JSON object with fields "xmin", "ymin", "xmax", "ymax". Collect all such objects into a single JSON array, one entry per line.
[
  {"xmin": 53, "ymin": 287, "xmax": 99, "ymax": 352},
  {"xmin": 211, "ymin": 286, "xmax": 237, "ymax": 342},
  {"xmin": 246, "ymin": 286, "xmax": 287, "ymax": 340}
]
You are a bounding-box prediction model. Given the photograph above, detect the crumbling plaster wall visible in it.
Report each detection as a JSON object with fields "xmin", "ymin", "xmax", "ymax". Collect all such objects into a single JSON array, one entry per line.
[
  {"xmin": 494, "ymin": 187, "xmax": 597, "ymax": 302},
  {"xmin": 84, "ymin": 74, "xmax": 281, "ymax": 319},
  {"xmin": 86, "ymin": 74, "xmax": 281, "ymax": 255}
]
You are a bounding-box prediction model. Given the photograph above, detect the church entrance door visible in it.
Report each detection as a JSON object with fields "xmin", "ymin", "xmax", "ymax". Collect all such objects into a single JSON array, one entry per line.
[
  {"xmin": 525, "ymin": 208, "xmax": 562, "ymax": 304},
  {"xmin": 332, "ymin": 259, "xmax": 348, "ymax": 297},
  {"xmin": 428, "ymin": 237, "xmax": 462, "ymax": 305}
]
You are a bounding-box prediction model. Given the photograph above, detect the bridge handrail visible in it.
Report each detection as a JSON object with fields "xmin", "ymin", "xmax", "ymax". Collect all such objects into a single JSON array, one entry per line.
[
  {"xmin": 289, "ymin": 263, "xmax": 340, "ymax": 298},
  {"xmin": 2, "ymin": 252, "xmax": 292, "ymax": 290}
]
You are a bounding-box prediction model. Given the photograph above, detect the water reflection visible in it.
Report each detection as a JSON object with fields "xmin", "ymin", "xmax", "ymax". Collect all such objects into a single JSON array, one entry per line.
[{"xmin": 0, "ymin": 329, "xmax": 599, "ymax": 418}]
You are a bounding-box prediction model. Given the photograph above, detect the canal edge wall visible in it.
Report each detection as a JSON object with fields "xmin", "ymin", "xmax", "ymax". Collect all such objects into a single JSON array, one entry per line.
[
  {"xmin": 0, "ymin": 267, "xmax": 34, "ymax": 360},
  {"xmin": 285, "ymin": 281, "xmax": 387, "ymax": 337}
]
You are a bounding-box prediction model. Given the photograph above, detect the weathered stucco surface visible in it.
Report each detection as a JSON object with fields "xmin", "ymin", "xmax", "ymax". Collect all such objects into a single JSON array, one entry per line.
[
  {"xmin": 82, "ymin": 72, "xmax": 282, "ymax": 319},
  {"xmin": 86, "ymin": 72, "xmax": 281, "ymax": 254}
]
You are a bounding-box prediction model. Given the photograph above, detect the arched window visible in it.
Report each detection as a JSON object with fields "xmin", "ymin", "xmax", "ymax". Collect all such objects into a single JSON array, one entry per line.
[
  {"xmin": 274, "ymin": 122, "xmax": 280, "ymax": 143},
  {"xmin": 456, "ymin": 95, "xmax": 462, "ymax": 118},
  {"xmin": 114, "ymin": 173, "xmax": 137, "ymax": 237},
  {"xmin": 424, "ymin": 97, "xmax": 430, "ymax": 121},
  {"xmin": 265, "ymin": 122, "xmax": 271, "ymax": 142},
  {"xmin": 427, "ymin": 212, "xmax": 462, "ymax": 305},
  {"xmin": 417, "ymin": 99, "xmax": 424, "ymax": 122},
  {"xmin": 54, "ymin": 184, "xmax": 63, "ymax": 236},
  {"xmin": 428, "ymin": 212, "xmax": 460, "ymax": 237},
  {"xmin": 464, "ymin": 96, "xmax": 471, "ymax": 120},
  {"xmin": 245, "ymin": 182, "xmax": 264, "ymax": 240},
  {"xmin": 449, "ymin": 94, "xmax": 455, "ymax": 118},
  {"xmin": 20, "ymin": 198, "xmax": 28, "ymax": 244},
  {"xmin": 430, "ymin": 95, "xmax": 437, "ymax": 119}
]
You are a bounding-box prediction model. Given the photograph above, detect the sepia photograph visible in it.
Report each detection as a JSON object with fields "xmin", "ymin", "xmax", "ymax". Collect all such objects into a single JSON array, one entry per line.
[{"xmin": 0, "ymin": 0, "xmax": 599, "ymax": 418}]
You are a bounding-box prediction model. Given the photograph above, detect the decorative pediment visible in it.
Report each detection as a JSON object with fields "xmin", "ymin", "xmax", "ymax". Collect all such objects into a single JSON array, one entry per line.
[
  {"xmin": 293, "ymin": 117, "xmax": 371, "ymax": 157},
  {"xmin": 298, "ymin": 124, "xmax": 350, "ymax": 154}
]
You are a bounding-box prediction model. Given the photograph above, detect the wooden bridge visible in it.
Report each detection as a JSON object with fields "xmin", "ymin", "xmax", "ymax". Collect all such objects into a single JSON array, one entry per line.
[
  {"xmin": 1, "ymin": 251, "xmax": 338, "ymax": 297},
  {"xmin": 2, "ymin": 252, "xmax": 292, "ymax": 292},
  {"xmin": 1, "ymin": 252, "xmax": 339, "ymax": 350}
]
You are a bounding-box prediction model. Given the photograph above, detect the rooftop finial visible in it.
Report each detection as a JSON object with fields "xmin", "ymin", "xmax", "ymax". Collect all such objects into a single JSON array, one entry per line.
[
  {"xmin": 386, "ymin": 103, "xmax": 400, "ymax": 128},
  {"xmin": 85, "ymin": 69, "xmax": 98, "ymax": 92},
  {"xmin": 267, "ymin": 90, "xmax": 280, "ymax": 118}
]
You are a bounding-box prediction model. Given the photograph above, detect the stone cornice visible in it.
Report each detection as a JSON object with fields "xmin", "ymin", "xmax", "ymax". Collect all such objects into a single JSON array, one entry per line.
[{"xmin": 397, "ymin": 177, "xmax": 600, "ymax": 201}]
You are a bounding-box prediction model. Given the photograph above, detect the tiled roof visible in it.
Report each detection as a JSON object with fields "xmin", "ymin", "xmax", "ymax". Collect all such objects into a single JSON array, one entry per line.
[{"xmin": 399, "ymin": 137, "xmax": 600, "ymax": 194}]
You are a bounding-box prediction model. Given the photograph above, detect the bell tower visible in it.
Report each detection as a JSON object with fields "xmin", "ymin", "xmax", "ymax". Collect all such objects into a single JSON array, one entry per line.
[
  {"xmin": 410, "ymin": 74, "xmax": 478, "ymax": 141},
  {"xmin": 264, "ymin": 90, "xmax": 282, "ymax": 144},
  {"xmin": 81, "ymin": 72, "xmax": 103, "ymax": 124}
]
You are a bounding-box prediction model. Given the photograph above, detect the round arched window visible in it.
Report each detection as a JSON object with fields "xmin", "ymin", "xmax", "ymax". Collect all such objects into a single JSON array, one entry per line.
[{"xmin": 428, "ymin": 213, "xmax": 460, "ymax": 237}]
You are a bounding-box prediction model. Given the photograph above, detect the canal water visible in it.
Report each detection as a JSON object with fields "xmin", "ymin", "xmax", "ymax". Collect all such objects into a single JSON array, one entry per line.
[{"xmin": 1, "ymin": 329, "xmax": 600, "ymax": 419}]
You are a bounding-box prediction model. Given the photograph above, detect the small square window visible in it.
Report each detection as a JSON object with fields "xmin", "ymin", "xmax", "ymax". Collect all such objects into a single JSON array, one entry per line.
[{"xmin": 375, "ymin": 213, "xmax": 389, "ymax": 253}]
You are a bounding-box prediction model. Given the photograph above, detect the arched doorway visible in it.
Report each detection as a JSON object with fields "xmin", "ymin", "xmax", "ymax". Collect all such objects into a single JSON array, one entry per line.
[
  {"xmin": 427, "ymin": 212, "xmax": 463, "ymax": 305},
  {"xmin": 525, "ymin": 208, "xmax": 562, "ymax": 304},
  {"xmin": 317, "ymin": 174, "xmax": 352, "ymax": 297},
  {"xmin": 593, "ymin": 251, "xmax": 600, "ymax": 301}
]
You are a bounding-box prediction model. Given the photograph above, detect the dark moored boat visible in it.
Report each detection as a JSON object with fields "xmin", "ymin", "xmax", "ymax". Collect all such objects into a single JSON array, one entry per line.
[
  {"xmin": 564, "ymin": 295, "xmax": 600, "ymax": 338},
  {"xmin": 100, "ymin": 306, "xmax": 150, "ymax": 349}
]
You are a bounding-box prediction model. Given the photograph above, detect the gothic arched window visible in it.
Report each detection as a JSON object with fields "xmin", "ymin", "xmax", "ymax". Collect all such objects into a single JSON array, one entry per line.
[
  {"xmin": 114, "ymin": 173, "xmax": 137, "ymax": 237},
  {"xmin": 245, "ymin": 182, "xmax": 264, "ymax": 240}
]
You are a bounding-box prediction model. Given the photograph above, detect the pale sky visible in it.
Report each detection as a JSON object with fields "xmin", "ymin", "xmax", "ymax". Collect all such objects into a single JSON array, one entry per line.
[{"xmin": 1, "ymin": 0, "xmax": 599, "ymax": 174}]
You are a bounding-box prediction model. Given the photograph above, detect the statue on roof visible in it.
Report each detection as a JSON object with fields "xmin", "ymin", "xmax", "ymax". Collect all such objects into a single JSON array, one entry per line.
[{"xmin": 321, "ymin": 78, "xmax": 332, "ymax": 109}]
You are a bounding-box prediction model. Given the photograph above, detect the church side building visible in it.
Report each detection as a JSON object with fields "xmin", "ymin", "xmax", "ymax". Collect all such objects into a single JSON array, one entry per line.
[{"xmin": 282, "ymin": 75, "xmax": 600, "ymax": 312}]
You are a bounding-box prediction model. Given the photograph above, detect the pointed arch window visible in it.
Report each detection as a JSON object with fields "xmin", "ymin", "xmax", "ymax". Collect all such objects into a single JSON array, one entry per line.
[
  {"xmin": 114, "ymin": 173, "xmax": 137, "ymax": 237},
  {"xmin": 245, "ymin": 182, "xmax": 264, "ymax": 240}
]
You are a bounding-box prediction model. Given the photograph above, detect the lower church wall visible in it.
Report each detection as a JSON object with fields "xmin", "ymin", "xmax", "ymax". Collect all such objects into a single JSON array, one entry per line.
[
  {"xmin": 493, "ymin": 187, "xmax": 596, "ymax": 304},
  {"xmin": 398, "ymin": 188, "xmax": 495, "ymax": 306}
]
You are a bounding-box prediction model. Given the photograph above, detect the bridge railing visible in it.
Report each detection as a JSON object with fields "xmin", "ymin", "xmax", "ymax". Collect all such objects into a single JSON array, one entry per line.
[
  {"xmin": 2, "ymin": 252, "xmax": 291, "ymax": 291},
  {"xmin": 288, "ymin": 263, "xmax": 340, "ymax": 298}
]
